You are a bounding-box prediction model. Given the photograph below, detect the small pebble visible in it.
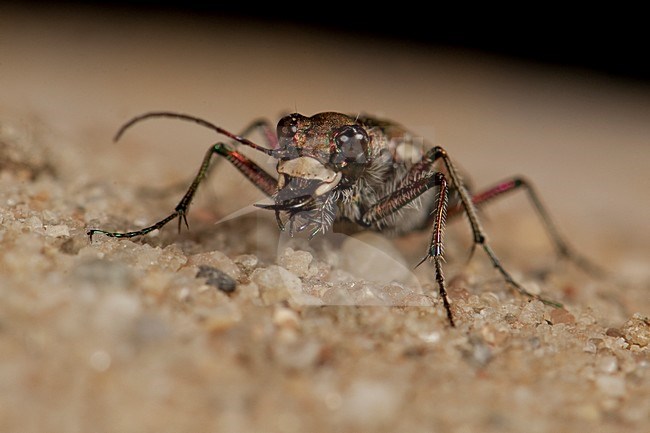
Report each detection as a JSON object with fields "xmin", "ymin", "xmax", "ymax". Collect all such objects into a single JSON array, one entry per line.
[
  {"xmin": 583, "ymin": 338, "xmax": 603, "ymax": 354},
  {"xmin": 188, "ymin": 251, "xmax": 241, "ymax": 281},
  {"xmin": 622, "ymin": 314, "xmax": 650, "ymax": 347},
  {"xmin": 549, "ymin": 308, "xmax": 576, "ymax": 325},
  {"xmin": 278, "ymin": 248, "xmax": 314, "ymax": 278},
  {"xmin": 234, "ymin": 254, "xmax": 259, "ymax": 273},
  {"xmin": 252, "ymin": 265, "xmax": 302, "ymax": 305},
  {"xmin": 321, "ymin": 285, "xmax": 355, "ymax": 305},
  {"xmin": 196, "ymin": 265, "xmax": 237, "ymax": 293},
  {"xmin": 518, "ymin": 300, "xmax": 545, "ymax": 325},
  {"xmin": 606, "ymin": 328, "xmax": 625, "ymax": 338}
]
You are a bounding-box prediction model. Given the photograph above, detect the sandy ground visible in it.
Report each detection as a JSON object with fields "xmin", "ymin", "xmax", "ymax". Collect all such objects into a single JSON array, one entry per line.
[{"xmin": 1, "ymin": 5, "xmax": 649, "ymax": 433}]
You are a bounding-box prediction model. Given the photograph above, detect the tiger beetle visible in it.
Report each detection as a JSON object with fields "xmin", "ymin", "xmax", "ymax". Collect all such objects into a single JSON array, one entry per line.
[{"xmin": 88, "ymin": 111, "xmax": 603, "ymax": 327}]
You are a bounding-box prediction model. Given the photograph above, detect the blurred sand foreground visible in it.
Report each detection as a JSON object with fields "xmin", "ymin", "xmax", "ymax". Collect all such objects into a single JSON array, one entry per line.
[{"xmin": 1, "ymin": 5, "xmax": 649, "ymax": 433}]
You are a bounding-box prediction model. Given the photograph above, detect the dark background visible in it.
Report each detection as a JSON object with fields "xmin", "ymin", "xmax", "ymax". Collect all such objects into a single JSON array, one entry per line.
[{"xmin": 33, "ymin": 1, "xmax": 648, "ymax": 84}]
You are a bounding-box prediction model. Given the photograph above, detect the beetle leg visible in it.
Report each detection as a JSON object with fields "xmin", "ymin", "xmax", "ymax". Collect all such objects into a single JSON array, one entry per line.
[
  {"xmin": 362, "ymin": 172, "xmax": 455, "ymax": 326},
  {"xmin": 87, "ymin": 143, "xmax": 277, "ymax": 240},
  {"xmin": 447, "ymin": 176, "xmax": 605, "ymax": 277},
  {"xmin": 374, "ymin": 146, "xmax": 566, "ymax": 321},
  {"xmin": 144, "ymin": 118, "xmax": 279, "ymax": 200},
  {"xmin": 422, "ymin": 147, "xmax": 569, "ymax": 307},
  {"xmin": 236, "ymin": 118, "xmax": 279, "ymax": 149}
]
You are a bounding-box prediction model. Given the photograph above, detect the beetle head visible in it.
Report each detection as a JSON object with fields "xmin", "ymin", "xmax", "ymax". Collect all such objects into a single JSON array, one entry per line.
[
  {"xmin": 273, "ymin": 112, "xmax": 371, "ymax": 199},
  {"xmin": 257, "ymin": 112, "xmax": 372, "ymax": 236}
]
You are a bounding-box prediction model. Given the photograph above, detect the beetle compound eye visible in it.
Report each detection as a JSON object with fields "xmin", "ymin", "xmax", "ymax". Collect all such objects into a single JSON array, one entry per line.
[
  {"xmin": 277, "ymin": 114, "xmax": 301, "ymax": 139},
  {"xmin": 330, "ymin": 125, "xmax": 369, "ymax": 166},
  {"xmin": 276, "ymin": 114, "xmax": 304, "ymax": 156}
]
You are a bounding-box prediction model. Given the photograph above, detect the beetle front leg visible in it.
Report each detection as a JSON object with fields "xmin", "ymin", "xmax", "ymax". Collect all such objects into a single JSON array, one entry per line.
[
  {"xmin": 361, "ymin": 172, "xmax": 455, "ymax": 326},
  {"xmin": 87, "ymin": 143, "xmax": 277, "ymax": 240}
]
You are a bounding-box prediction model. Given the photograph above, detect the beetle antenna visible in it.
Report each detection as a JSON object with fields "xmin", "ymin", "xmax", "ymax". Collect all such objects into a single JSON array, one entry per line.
[{"xmin": 113, "ymin": 111, "xmax": 275, "ymax": 156}]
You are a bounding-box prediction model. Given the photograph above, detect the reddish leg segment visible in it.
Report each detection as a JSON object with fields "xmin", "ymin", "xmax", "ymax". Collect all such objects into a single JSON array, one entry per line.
[
  {"xmin": 449, "ymin": 177, "xmax": 604, "ymax": 276},
  {"xmin": 391, "ymin": 147, "xmax": 564, "ymax": 322},
  {"xmin": 237, "ymin": 118, "xmax": 279, "ymax": 149}
]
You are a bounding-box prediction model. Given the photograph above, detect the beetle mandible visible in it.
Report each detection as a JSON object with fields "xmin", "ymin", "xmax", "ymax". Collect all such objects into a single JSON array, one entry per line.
[{"xmin": 88, "ymin": 111, "xmax": 602, "ymax": 326}]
